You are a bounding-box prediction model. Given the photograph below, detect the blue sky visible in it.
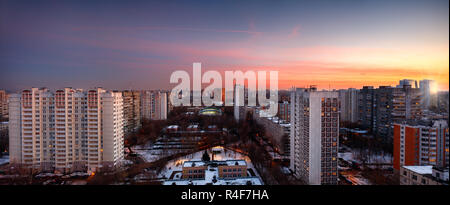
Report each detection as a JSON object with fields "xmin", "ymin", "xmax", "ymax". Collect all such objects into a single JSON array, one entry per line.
[{"xmin": 1, "ymin": 0, "xmax": 448, "ymax": 91}]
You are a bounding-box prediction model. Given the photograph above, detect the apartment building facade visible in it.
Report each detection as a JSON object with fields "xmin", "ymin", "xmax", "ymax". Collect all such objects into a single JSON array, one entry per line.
[
  {"xmin": 358, "ymin": 85, "xmax": 422, "ymax": 139},
  {"xmin": 140, "ymin": 90, "xmax": 168, "ymax": 121},
  {"xmin": 277, "ymin": 101, "xmax": 290, "ymax": 122},
  {"xmin": 358, "ymin": 86, "xmax": 375, "ymax": 131},
  {"xmin": 0, "ymin": 90, "xmax": 8, "ymax": 120},
  {"xmin": 254, "ymin": 114, "xmax": 290, "ymax": 157},
  {"xmin": 393, "ymin": 120, "xmax": 449, "ymax": 170},
  {"xmin": 8, "ymin": 87, "xmax": 124, "ymax": 173},
  {"xmin": 290, "ymin": 87, "xmax": 339, "ymax": 185},
  {"xmin": 400, "ymin": 166, "xmax": 448, "ymax": 185},
  {"xmin": 338, "ymin": 88, "xmax": 359, "ymax": 123},
  {"xmin": 122, "ymin": 90, "xmax": 141, "ymax": 135},
  {"xmin": 419, "ymin": 79, "xmax": 437, "ymax": 109}
]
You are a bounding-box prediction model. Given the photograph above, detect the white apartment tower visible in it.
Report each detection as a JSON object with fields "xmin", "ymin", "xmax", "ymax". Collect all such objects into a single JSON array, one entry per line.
[
  {"xmin": 8, "ymin": 88, "xmax": 124, "ymax": 173},
  {"xmin": 122, "ymin": 90, "xmax": 141, "ymax": 135},
  {"xmin": 419, "ymin": 79, "xmax": 437, "ymax": 109},
  {"xmin": 140, "ymin": 90, "xmax": 168, "ymax": 120},
  {"xmin": 290, "ymin": 87, "xmax": 339, "ymax": 185},
  {"xmin": 0, "ymin": 90, "xmax": 8, "ymax": 119},
  {"xmin": 338, "ymin": 88, "xmax": 359, "ymax": 123}
]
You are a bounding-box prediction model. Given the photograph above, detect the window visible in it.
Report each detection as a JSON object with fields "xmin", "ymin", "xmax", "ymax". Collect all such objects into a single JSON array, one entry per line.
[{"xmin": 412, "ymin": 175, "xmax": 417, "ymax": 180}]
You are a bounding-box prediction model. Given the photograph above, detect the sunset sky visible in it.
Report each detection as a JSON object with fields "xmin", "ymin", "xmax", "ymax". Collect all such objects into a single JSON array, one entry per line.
[{"xmin": 0, "ymin": 0, "xmax": 448, "ymax": 91}]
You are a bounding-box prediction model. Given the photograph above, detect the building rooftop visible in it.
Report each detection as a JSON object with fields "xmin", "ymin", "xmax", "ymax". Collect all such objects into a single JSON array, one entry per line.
[
  {"xmin": 160, "ymin": 146, "xmax": 263, "ymax": 185},
  {"xmin": 183, "ymin": 159, "xmax": 246, "ymax": 168},
  {"xmin": 187, "ymin": 124, "xmax": 199, "ymax": 129},
  {"xmin": 403, "ymin": 166, "xmax": 433, "ymax": 175},
  {"xmin": 224, "ymin": 160, "xmax": 246, "ymax": 166},
  {"xmin": 183, "ymin": 161, "xmax": 206, "ymax": 168},
  {"xmin": 166, "ymin": 125, "xmax": 179, "ymax": 129}
]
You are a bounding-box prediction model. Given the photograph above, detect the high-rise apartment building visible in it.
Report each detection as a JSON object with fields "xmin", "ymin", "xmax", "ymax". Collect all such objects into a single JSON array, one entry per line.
[
  {"xmin": 419, "ymin": 79, "xmax": 437, "ymax": 110},
  {"xmin": 374, "ymin": 86, "xmax": 394, "ymax": 138},
  {"xmin": 392, "ymin": 85, "xmax": 422, "ymax": 121},
  {"xmin": 0, "ymin": 90, "xmax": 8, "ymax": 120},
  {"xmin": 358, "ymin": 86, "xmax": 375, "ymax": 131},
  {"xmin": 277, "ymin": 101, "xmax": 290, "ymax": 122},
  {"xmin": 140, "ymin": 90, "xmax": 168, "ymax": 121},
  {"xmin": 358, "ymin": 85, "xmax": 422, "ymax": 139},
  {"xmin": 437, "ymin": 91, "xmax": 449, "ymax": 114},
  {"xmin": 290, "ymin": 87, "xmax": 339, "ymax": 185},
  {"xmin": 122, "ymin": 90, "xmax": 140, "ymax": 135},
  {"xmin": 8, "ymin": 87, "xmax": 124, "ymax": 173},
  {"xmin": 393, "ymin": 120, "xmax": 449, "ymax": 170},
  {"xmin": 397, "ymin": 79, "xmax": 417, "ymax": 88},
  {"xmin": 338, "ymin": 88, "xmax": 359, "ymax": 123}
]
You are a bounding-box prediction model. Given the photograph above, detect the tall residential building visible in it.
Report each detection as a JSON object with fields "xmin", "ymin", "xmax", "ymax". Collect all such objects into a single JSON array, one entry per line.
[
  {"xmin": 8, "ymin": 88, "xmax": 124, "ymax": 173},
  {"xmin": 140, "ymin": 90, "xmax": 152, "ymax": 120},
  {"xmin": 358, "ymin": 85, "xmax": 422, "ymax": 139},
  {"xmin": 358, "ymin": 86, "xmax": 375, "ymax": 131},
  {"xmin": 393, "ymin": 120, "xmax": 449, "ymax": 170},
  {"xmin": 419, "ymin": 79, "xmax": 437, "ymax": 109},
  {"xmin": 374, "ymin": 86, "xmax": 394, "ymax": 138},
  {"xmin": 437, "ymin": 91, "xmax": 449, "ymax": 114},
  {"xmin": 397, "ymin": 79, "xmax": 417, "ymax": 88},
  {"xmin": 391, "ymin": 85, "xmax": 422, "ymax": 121},
  {"xmin": 140, "ymin": 90, "xmax": 168, "ymax": 121},
  {"xmin": 277, "ymin": 101, "xmax": 290, "ymax": 122},
  {"xmin": 290, "ymin": 87, "xmax": 339, "ymax": 185},
  {"xmin": 122, "ymin": 90, "xmax": 141, "ymax": 135},
  {"xmin": 376, "ymin": 85, "xmax": 422, "ymax": 138},
  {"xmin": 254, "ymin": 114, "xmax": 290, "ymax": 157},
  {"xmin": 0, "ymin": 90, "xmax": 8, "ymax": 120},
  {"xmin": 338, "ymin": 88, "xmax": 359, "ymax": 123}
]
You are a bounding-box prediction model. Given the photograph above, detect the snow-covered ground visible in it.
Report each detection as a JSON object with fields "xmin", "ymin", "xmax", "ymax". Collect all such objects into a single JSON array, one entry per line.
[
  {"xmin": 159, "ymin": 147, "xmax": 263, "ymax": 185},
  {"xmin": 132, "ymin": 142, "xmax": 189, "ymax": 163},
  {"xmin": 0, "ymin": 155, "xmax": 9, "ymax": 166},
  {"xmin": 164, "ymin": 176, "xmax": 263, "ymax": 185},
  {"xmin": 339, "ymin": 150, "xmax": 392, "ymax": 164},
  {"xmin": 339, "ymin": 148, "xmax": 391, "ymax": 185}
]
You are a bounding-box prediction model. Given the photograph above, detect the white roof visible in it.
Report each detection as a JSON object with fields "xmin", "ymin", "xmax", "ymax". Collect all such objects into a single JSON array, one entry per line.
[
  {"xmin": 403, "ymin": 166, "xmax": 433, "ymax": 175},
  {"xmin": 225, "ymin": 160, "xmax": 246, "ymax": 166},
  {"xmin": 183, "ymin": 161, "xmax": 206, "ymax": 167}
]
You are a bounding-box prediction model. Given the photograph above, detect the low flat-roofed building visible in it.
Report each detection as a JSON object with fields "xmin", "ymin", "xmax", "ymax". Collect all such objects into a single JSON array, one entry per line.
[
  {"xmin": 182, "ymin": 159, "xmax": 247, "ymax": 180},
  {"xmin": 218, "ymin": 160, "xmax": 247, "ymax": 179},
  {"xmin": 400, "ymin": 166, "xmax": 449, "ymax": 185},
  {"xmin": 182, "ymin": 161, "xmax": 207, "ymax": 179}
]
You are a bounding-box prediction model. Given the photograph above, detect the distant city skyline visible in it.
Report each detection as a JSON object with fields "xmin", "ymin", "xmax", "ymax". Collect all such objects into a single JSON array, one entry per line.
[{"xmin": 1, "ymin": 0, "xmax": 448, "ymax": 92}]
